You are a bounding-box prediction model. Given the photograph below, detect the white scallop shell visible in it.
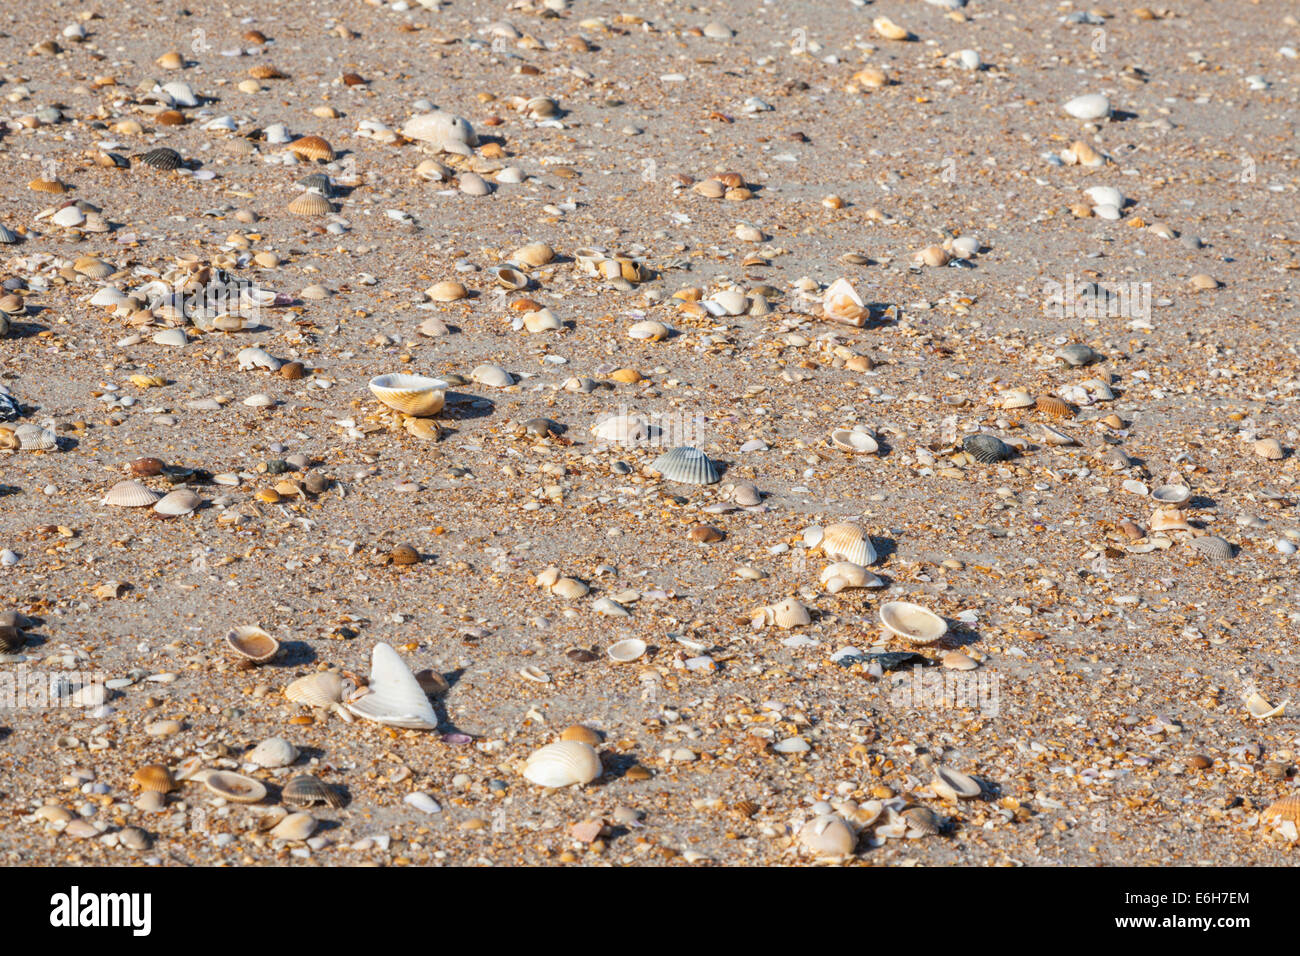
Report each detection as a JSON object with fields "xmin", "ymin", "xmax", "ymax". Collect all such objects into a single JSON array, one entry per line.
[
  {"xmin": 14, "ymin": 424, "xmax": 57, "ymax": 451},
  {"xmin": 247, "ymin": 737, "xmax": 298, "ymax": 769},
  {"xmin": 285, "ymin": 671, "xmax": 350, "ymax": 707},
  {"xmin": 368, "ymin": 373, "xmax": 447, "ymax": 416},
  {"xmin": 152, "ymin": 328, "xmax": 188, "ymax": 347},
  {"xmin": 606, "ymin": 638, "xmax": 647, "ymax": 662},
  {"xmin": 103, "ymin": 480, "xmax": 161, "ymax": 507},
  {"xmin": 821, "ymin": 522, "xmax": 876, "ymax": 566},
  {"xmin": 346, "ymin": 642, "xmax": 438, "ymax": 730},
  {"xmin": 879, "ymin": 601, "xmax": 948, "ymax": 644},
  {"xmin": 521, "ymin": 740, "xmax": 602, "ymax": 788}
]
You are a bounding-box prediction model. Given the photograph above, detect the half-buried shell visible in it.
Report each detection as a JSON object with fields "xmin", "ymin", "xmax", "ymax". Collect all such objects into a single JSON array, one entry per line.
[
  {"xmin": 139, "ymin": 147, "xmax": 183, "ymax": 170},
  {"xmin": 651, "ymin": 446, "xmax": 720, "ymax": 485},
  {"xmin": 1189, "ymin": 535, "xmax": 1234, "ymax": 561},
  {"xmin": 285, "ymin": 671, "xmax": 350, "ymax": 707},
  {"xmin": 829, "ymin": 429, "xmax": 878, "ymax": 454},
  {"xmin": 287, "ymin": 190, "xmax": 333, "ymax": 216},
  {"xmin": 283, "ymin": 773, "xmax": 344, "ymax": 809}
]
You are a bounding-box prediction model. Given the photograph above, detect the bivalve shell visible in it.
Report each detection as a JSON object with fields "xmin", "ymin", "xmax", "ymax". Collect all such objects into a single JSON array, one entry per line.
[
  {"xmin": 15, "ymin": 425, "xmax": 57, "ymax": 451},
  {"xmin": 287, "ymin": 190, "xmax": 333, "ymax": 216},
  {"xmin": 153, "ymin": 488, "xmax": 201, "ymax": 516},
  {"xmin": 821, "ymin": 522, "xmax": 876, "ymax": 566},
  {"xmin": 246, "ymin": 737, "xmax": 298, "ymax": 769},
  {"xmin": 346, "ymin": 642, "xmax": 438, "ymax": 729},
  {"xmin": 139, "ymin": 147, "xmax": 183, "ymax": 170},
  {"xmin": 471, "ymin": 364, "xmax": 515, "ymax": 388},
  {"xmin": 607, "ymin": 638, "xmax": 647, "ymax": 662},
  {"xmin": 829, "ymin": 429, "xmax": 879, "ymax": 454},
  {"xmin": 819, "ymin": 561, "xmax": 881, "ymax": 594},
  {"xmin": 798, "ymin": 814, "xmax": 857, "ymax": 856},
  {"xmin": 225, "ymin": 625, "xmax": 280, "ymax": 663},
  {"xmin": 1189, "ymin": 535, "xmax": 1234, "ymax": 561},
  {"xmin": 103, "ymin": 480, "xmax": 160, "ymax": 507},
  {"xmin": 203, "ymin": 771, "xmax": 268, "ymax": 803},
  {"xmin": 285, "ymin": 671, "xmax": 349, "ymax": 707},
  {"xmin": 131, "ymin": 764, "xmax": 176, "ymax": 793},
  {"xmin": 879, "ymin": 601, "xmax": 948, "ymax": 645},
  {"xmin": 368, "ymin": 373, "xmax": 448, "ymax": 416},
  {"xmin": 283, "ymin": 774, "xmax": 344, "ymax": 809},
  {"xmin": 651, "ymin": 446, "xmax": 720, "ymax": 485},
  {"xmin": 963, "ymin": 434, "xmax": 1012, "ymax": 463},
  {"xmin": 269, "ymin": 812, "xmax": 317, "ymax": 841},
  {"xmin": 521, "ymin": 740, "xmax": 602, "ymax": 788}
]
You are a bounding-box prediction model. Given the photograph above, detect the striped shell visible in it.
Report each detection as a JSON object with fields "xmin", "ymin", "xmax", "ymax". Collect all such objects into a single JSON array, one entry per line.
[
  {"xmin": 131, "ymin": 764, "xmax": 176, "ymax": 793},
  {"xmin": 0, "ymin": 626, "xmax": 24, "ymax": 653},
  {"xmin": 203, "ymin": 771, "xmax": 267, "ymax": 803},
  {"xmin": 283, "ymin": 773, "xmax": 344, "ymax": 809},
  {"xmin": 521, "ymin": 740, "xmax": 602, "ymax": 788},
  {"xmin": 1189, "ymin": 535, "xmax": 1234, "ymax": 561},
  {"xmin": 14, "ymin": 424, "xmax": 57, "ymax": 450},
  {"xmin": 821, "ymin": 522, "xmax": 876, "ymax": 566},
  {"xmin": 1262, "ymin": 795, "xmax": 1300, "ymax": 825},
  {"xmin": 225, "ymin": 625, "xmax": 280, "ymax": 663},
  {"xmin": 879, "ymin": 601, "xmax": 948, "ymax": 645},
  {"xmin": 1035, "ymin": 395, "xmax": 1075, "ymax": 419},
  {"xmin": 297, "ymin": 172, "xmax": 333, "ymax": 196},
  {"xmin": 0, "ymin": 224, "xmax": 20, "ymax": 244},
  {"xmin": 963, "ymin": 433, "xmax": 1012, "ymax": 463},
  {"xmin": 138, "ymin": 147, "xmax": 183, "ymax": 170},
  {"xmin": 285, "ymin": 670, "xmax": 349, "ymax": 707},
  {"xmin": 103, "ymin": 480, "xmax": 160, "ymax": 507},
  {"xmin": 288, "ymin": 135, "xmax": 334, "ymax": 162},
  {"xmin": 651, "ymin": 445, "xmax": 720, "ymax": 485},
  {"xmin": 902, "ymin": 806, "xmax": 943, "ymax": 835},
  {"xmin": 287, "ymin": 190, "xmax": 332, "ymax": 216},
  {"xmin": 368, "ymin": 373, "xmax": 448, "ymax": 416},
  {"xmin": 154, "ymin": 488, "xmax": 201, "ymax": 516}
]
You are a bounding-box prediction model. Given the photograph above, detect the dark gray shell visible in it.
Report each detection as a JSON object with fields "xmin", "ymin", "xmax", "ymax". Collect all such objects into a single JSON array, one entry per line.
[
  {"xmin": 651, "ymin": 446, "xmax": 720, "ymax": 485},
  {"xmin": 0, "ymin": 386, "xmax": 21, "ymax": 421},
  {"xmin": 963, "ymin": 433, "xmax": 1012, "ymax": 463},
  {"xmin": 1189, "ymin": 535, "xmax": 1234, "ymax": 561},
  {"xmin": 297, "ymin": 172, "xmax": 333, "ymax": 196},
  {"xmin": 139, "ymin": 147, "xmax": 183, "ymax": 170},
  {"xmin": 0, "ymin": 625, "xmax": 24, "ymax": 654},
  {"xmin": 0, "ymin": 224, "xmax": 20, "ymax": 244},
  {"xmin": 282, "ymin": 773, "xmax": 344, "ymax": 809}
]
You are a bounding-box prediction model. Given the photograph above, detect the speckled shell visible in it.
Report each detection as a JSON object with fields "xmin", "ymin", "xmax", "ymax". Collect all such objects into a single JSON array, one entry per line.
[
  {"xmin": 283, "ymin": 773, "xmax": 344, "ymax": 809},
  {"xmin": 225, "ymin": 625, "xmax": 280, "ymax": 663},
  {"xmin": 103, "ymin": 480, "xmax": 160, "ymax": 507},
  {"xmin": 963, "ymin": 433, "xmax": 1012, "ymax": 463},
  {"xmin": 879, "ymin": 601, "xmax": 948, "ymax": 645},
  {"xmin": 368, "ymin": 373, "xmax": 448, "ymax": 416},
  {"xmin": 203, "ymin": 771, "xmax": 268, "ymax": 803},
  {"xmin": 651, "ymin": 446, "xmax": 720, "ymax": 485},
  {"xmin": 821, "ymin": 523, "xmax": 876, "ymax": 567},
  {"xmin": 522, "ymin": 740, "xmax": 602, "ymax": 788}
]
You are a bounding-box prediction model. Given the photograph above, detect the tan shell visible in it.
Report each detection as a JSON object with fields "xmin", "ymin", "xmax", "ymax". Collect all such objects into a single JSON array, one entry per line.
[
  {"xmin": 873, "ymin": 16, "xmax": 912, "ymax": 40},
  {"xmin": 1035, "ymin": 395, "xmax": 1074, "ymax": 419},
  {"xmin": 522, "ymin": 309, "xmax": 563, "ymax": 333},
  {"xmin": 131, "ymin": 764, "xmax": 176, "ymax": 793},
  {"xmin": 822, "ymin": 522, "xmax": 876, "ymax": 566},
  {"xmin": 285, "ymin": 671, "xmax": 349, "ymax": 707},
  {"xmin": 426, "ymin": 280, "xmax": 468, "ymax": 302},
  {"xmin": 288, "ymin": 135, "xmax": 334, "ymax": 162},
  {"xmin": 283, "ymin": 773, "xmax": 344, "ymax": 809},
  {"xmin": 829, "ymin": 429, "xmax": 878, "ymax": 454},
  {"xmin": 1150, "ymin": 507, "xmax": 1191, "ymax": 533},
  {"xmin": 103, "ymin": 480, "xmax": 161, "ymax": 507},
  {"xmin": 879, "ymin": 601, "xmax": 948, "ymax": 644},
  {"xmin": 511, "ymin": 242, "xmax": 554, "ymax": 267},
  {"xmin": 752, "ymin": 597, "xmax": 811, "ymax": 629},
  {"xmin": 368, "ymin": 373, "xmax": 447, "ymax": 416},
  {"xmin": 202, "ymin": 771, "xmax": 268, "ymax": 803},
  {"xmin": 225, "ymin": 625, "xmax": 280, "ymax": 663},
  {"xmin": 822, "ymin": 278, "xmax": 868, "ymax": 326},
  {"xmin": 1254, "ymin": 438, "xmax": 1284, "ymax": 461},
  {"xmin": 287, "ymin": 190, "xmax": 332, "ymax": 216},
  {"xmin": 1262, "ymin": 794, "xmax": 1300, "ymax": 825},
  {"xmin": 550, "ymin": 576, "xmax": 589, "ymax": 600},
  {"xmin": 522, "ymin": 740, "xmax": 602, "ymax": 787},
  {"xmin": 798, "ymin": 814, "xmax": 857, "ymax": 856},
  {"xmin": 270, "ymin": 812, "xmax": 317, "ymax": 841},
  {"xmin": 915, "ymin": 245, "xmax": 951, "ymax": 268}
]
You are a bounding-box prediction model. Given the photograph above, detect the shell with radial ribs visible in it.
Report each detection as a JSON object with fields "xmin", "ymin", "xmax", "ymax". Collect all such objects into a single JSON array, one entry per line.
[
  {"xmin": 103, "ymin": 480, "xmax": 160, "ymax": 507},
  {"xmin": 1189, "ymin": 535, "xmax": 1234, "ymax": 561},
  {"xmin": 521, "ymin": 740, "xmax": 602, "ymax": 787},
  {"xmin": 288, "ymin": 135, "xmax": 334, "ymax": 162},
  {"xmin": 138, "ymin": 147, "xmax": 183, "ymax": 170},
  {"xmin": 285, "ymin": 670, "xmax": 350, "ymax": 707},
  {"xmin": 15, "ymin": 424, "xmax": 57, "ymax": 450},
  {"xmin": 821, "ymin": 522, "xmax": 876, "ymax": 566},
  {"xmin": 283, "ymin": 773, "xmax": 344, "ymax": 809},
  {"xmin": 346, "ymin": 642, "xmax": 438, "ymax": 729},
  {"xmin": 651, "ymin": 446, "xmax": 720, "ymax": 485},
  {"xmin": 752, "ymin": 597, "xmax": 811, "ymax": 629},
  {"xmin": 131, "ymin": 764, "xmax": 176, "ymax": 793},
  {"xmin": 287, "ymin": 190, "xmax": 332, "ymax": 216},
  {"xmin": 963, "ymin": 433, "xmax": 1012, "ymax": 463},
  {"xmin": 1035, "ymin": 395, "xmax": 1075, "ymax": 419}
]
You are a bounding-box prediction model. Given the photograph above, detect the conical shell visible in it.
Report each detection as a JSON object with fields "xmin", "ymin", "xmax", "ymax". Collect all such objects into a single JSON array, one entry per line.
[
  {"xmin": 879, "ymin": 601, "xmax": 948, "ymax": 644},
  {"xmin": 139, "ymin": 147, "xmax": 183, "ymax": 170},
  {"xmin": 346, "ymin": 642, "xmax": 438, "ymax": 729},
  {"xmin": 225, "ymin": 625, "xmax": 280, "ymax": 663},
  {"xmin": 246, "ymin": 737, "xmax": 298, "ymax": 769},
  {"xmin": 283, "ymin": 773, "xmax": 344, "ymax": 809},
  {"xmin": 651, "ymin": 446, "xmax": 720, "ymax": 485},
  {"xmin": 798, "ymin": 814, "xmax": 857, "ymax": 856},
  {"xmin": 202, "ymin": 770, "xmax": 267, "ymax": 803},
  {"xmin": 131, "ymin": 764, "xmax": 176, "ymax": 793},
  {"xmin": 154, "ymin": 488, "xmax": 201, "ymax": 516},
  {"xmin": 963, "ymin": 433, "xmax": 1012, "ymax": 463},
  {"xmin": 103, "ymin": 480, "xmax": 160, "ymax": 507},
  {"xmin": 368, "ymin": 373, "xmax": 448, "ymax": 416},
  {"xmin": 521, "ymin": 740, "xmax": 602, "ymax": 788},
  {"xmin": 821, "ymin": 523, "xmax": 876, "ymax": 566},
  {"xmin": 1189, "ymin": 535, "xmax": 1234, "ymax": 561},
  {"xmin": 285, "ymin": 671, "xmax": 349, "ymax": 707},
  {"xmin": 287, "ymin": 190, "xmax": 333, "ymax": 216}
]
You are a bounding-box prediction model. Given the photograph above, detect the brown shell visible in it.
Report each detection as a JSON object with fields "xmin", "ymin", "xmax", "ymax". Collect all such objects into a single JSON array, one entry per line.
[
  {"xmin": 389, "ymin": 544, "xmax": 419, "ymax": 566},
  {"xmin": 156, "ymin": 109, "xmax": 186, "ymax": 126},
  {"xmin": 28, "ymin": 178, "xmax": 67, "ymax": 194},
  {"xmin": 289, "ymin": 135, "xmax": 335, "ymax": 162},
  {"xmin": 248, "ymin": 64, "xmax": 286, "ymax": 80},
  {"xmin": 1262, "ymin": 794, "xmax": 1300, "ymax": 825},
  {"xmin": 282, "ymin": 773, "xmax": 344, "ymax": 809},
  {"xmin": 1035, "ymin": 395, "xmax": 1075, "ymax": 419},
  {"xmin": 287, "ymin": 191, "xmax": 332, "ymax": 216},
  {"xmin": 130, "ymin": 456, "xmax": 164, "ymax": 477},
  {"xmin": 560, "ymin": 724, "xmax": 601, "ymax": 746},
  {"xmin": 131, "ymin": 764, "xmax": 176, "ymax": 793}
]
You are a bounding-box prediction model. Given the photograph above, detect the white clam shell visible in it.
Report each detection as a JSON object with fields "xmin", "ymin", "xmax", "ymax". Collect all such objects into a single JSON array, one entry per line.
[
  {"xmin": 247, "ymin": 737, "xmax": 298, "ymax": 769},
  {"xmin": 606, "ymin": 638, "xmax": 647, "ymax": 662},
  {"xmin": 470, "ymin": 364, "xmax": 515, "ymax": 388},
  {"xmin": 879, "ymin": 601, "xmax": 948, "ymax": 644},
  {"xmin": 203, "ymin": 770, "xmax": 268, "ymax": 803},
  {"xmin": 368, "ymin": 373, "xmax": 448, "ymax": 416},
  {"xmin": 285, "ymin": 671, "xmax": 350, "ymax": 707},
  {"xmin": 521, "ymin": 740, "xmax": 602, "ymax": 788},
  {"xmin": 797, "ymin": 814, "xmax": 857, "ymax": 856},
  {"xmin": 592, "ymin": 413, "xmax": 658, "ymax": 444},
  {"xmin": 401, "ymin": 110, "xmax": 479, "ymax": 155},
  {"xmin": 153, "ymin": 488, "xmax": 201, "ymax": 516},
  {"xmin": 1063, "ymin": 93, "xmax": 1111, "ymax": 120},
  {"xmin": 269, "ymin": 812, "xmax": 317, "ymax": 841},
  {"xmin": 829, "ymin": 429, "xmax": 878, "ymax": 454},
  {"xmin": 346, "ymin": 642, "xmax": 438, "ymax": 729}
]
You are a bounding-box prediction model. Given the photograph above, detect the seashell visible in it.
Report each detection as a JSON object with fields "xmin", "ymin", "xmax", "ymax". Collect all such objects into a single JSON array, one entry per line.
[
  {"xmin": 822, "ymin": 278, "xmax": 868, "ymax": 326},
  {"xmin": 879, "ymin": 601, "xmax": 948, "ymax": 645},
  {"xmin": 1056, "ymin": 344, "xmax": 1100, "ymax": 367},
  {"xmin": 768, "ymin": 597, "xmax": 812, "ymax": 629},
  {"xmin": 998, "ymin": 389, "xmax": 1035, "ymax": 410},
  {"xmin": 418, "ymin": 317, "xmax": 451, "ymax": 337},
  {"xmin": 1246, "ymin": 692, "xmax": 1287, "ymax": 720},
  {"xmin": 798, "ymin": 814, "xmax": 856, "ymax": 856},
  {"xmin": 950, "ymin": 235, "xmax": 979, "ymax": 258},
  {"xmin": 931, "ymin": 766, "xmax": 982, "ymax": 801},
  {"xmin": 131, "ymin": 764, "xmax": 176, "ymax": 793},
  {"xmin": 346, "ymin": 642, "xmax": 438, "ymax": 730},
  {"xmin": 1189, "ymin": 273, "xmax": 1220, "ymax": 290},
  {"xmin": 1149, "ymin": 507, "xmax": 1191, "ymax": 533},
  {"xmin": 550, "ymin": 576, "xmax": 589, "ymax": 600},
  {"xmin": 1085, "ymin": 185, "xmax": 1125, "ymax": 210},
  {"xmin": 1037, "ymin": 424, "xmax": 1076, "ymax": 446},
  {"xmin": 522, "ymin": 309, "xmax": 563, "ymax": 333},
  {"xmin": 706, "ymin": 290, "xmax": 748, "ymax": 316},
  {"xmin": 1151, "ymin": 485, "xmax": 1191, "ymax": 510},
  {"xmin": 915, "ymin": 245, "xmax": 951, "ymax": 268},
  {"xmin": 511, "ymin": 242, "xmax": 554, "ymax": 267},
  {"xmin": 592, "ymin": 414, "xmax": 657, "ymax": 444},
  {"xmin": 1254, "ymin": 438, "xmax": 1284, "ymax": 461},
  {"xmin": 238, "ymin": 346, "xmax": 281, "ymax": 371},
  {"xmin": 285, "ymin": 671, "xmax": 349, "ymax": 707},
  {"xmin": 139, "ymin": 147, "xmax": 183, "ymax": 170},
  {"xmin": 821, "ymin": 522, "xmax": 876, "ymax": 566},
  {"xmin": 1188, "ymin": 535, "xmax": 1233, "ymax": 561},
  {"xmin": 103, "ymin": 480, "xmax": 160, "ymax": 507},
  {"xmin": 130, "ymin": 457, "xmax": 164, "ymax": 477},
  {"xmin": 494, "ymin": 266, "xmax": 529, "ymax": 290},
  {"xmin": 1035, "ymin": 395, "xmax": 1074, "ymax": 419},
  {"xmin": 1063, "ymin": 93, "xmax": 1111, "ymax": 120},
  {"xmin": 154, "ymin": 488, "xmax": 200, "ymax": 516},
  {"xmin": 29, "ymin": 177, "xmax": 67, "ymax": 194},
  {"xmin": 426, "ymin": 280, "xmax": 468, "ymax": 302},
  {"xmin": 819, "ymin": 562, "xmax": 881, "ymax": 594},
  {"xmin": 962, "ymin": 433, "xmax": 1012, "ymax": 463},
  {"xmin": 852, "ymin": 67, "xmax": 889, "ymax": 89},
  {"xmin": 607, "ymin": 638, "xmax": 647, "ymax": 662},
  {"xmin": 873, "ymin": 16, "xmax": 912, "ymax": 40},
  {"xmin": 153, "ymin": 328, "xmax": 188, "ymax": 347},
  {"xmin": 902, "ymin": 806, "xmax": 943, "ymax": 835},
  {"xmin": 415, "ymin": 669, "xmax": 450, "ymax": 696},
  {"xmin": 283, "ymin": 774, "xmax": 344, "ymax": 809},
  {"xmin": 243, "ymin": 393, "xmax": 275, "ymax": 408},
  {"xmin": 0, "ymin": 224, "xmax": 20, "ymax": 244},
  {"xmin": 270, "ymin": 812, "xmax": 317, "ymax": 842},
  {"xmin": 521, "ymin": 740, "xmax": 602, "ymax": 788},
  {"xmin": 246, "ymin": 737, "xmax": 298, "ymax": 769},
  {"xmin": 651, "ymin": 446, "xmax": 720, "ymax": 485},
  {"xmin": 15, "ymin": 424, "xmax": 57, "ymax": 451},
  {"xmin": 287, "ymin": 190, "xmax": 333, "ymax": 216},
  {"xmin": 829, "ymin": 428, "xmax": 878, "ymax": 454},
  {"xmin": 248, "ymin": 63, "xmax": 287, "ymax": 80},
  {"xmin": 471, "ymin": 364, "xmax": 515, "ymax": 388},
  {"xmin": 1262, "ymin": 795, "xmax": 1300, "ymax": 825},
  {"xmin": 203, "ymin": 771, "xmax": 267, "ymax": 803},
  {"xmin": 225, "ymin": 625, "xmax": 280, "ymax": 664},
  {"xmin": 459, "ymin": 172, "xmax": 492, "ymax": 196},
  {"xmin": 415, "ymin": 158, "xmax": 453, "ymax": 182},
  {"xmin": 401, "ymin": 110, "xmax": 479, "ymax": 155},
  {"xmin": 628, "ymin": 319, "xmax": 670, "ymax": 341},
  {"xmin": 368, "ymin": 373, "xmax": 448, "ymax": 416},
  {"xmin": 288, "ymin": 135, "xmax": 334, "ymax": 162},
  {"xmin": 519, "ymin": 665, "xmax": 550, "ymax": 684},
  {"xmin": 0, "ymin": 626, "xmax": 24, "ymax": 653}
]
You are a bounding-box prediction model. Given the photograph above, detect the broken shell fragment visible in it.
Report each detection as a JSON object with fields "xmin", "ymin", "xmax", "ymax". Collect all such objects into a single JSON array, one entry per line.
[
  {"xmin": 819, "ymin": 562, "xmax": 881, "ymax": 594},
  {"xmin": 346, "ymin": 642, "xmax": 438, "ymax": 729},
  {"xmin": 798, "ymin": 814, "xmax": 857, "ymax": 856}
]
